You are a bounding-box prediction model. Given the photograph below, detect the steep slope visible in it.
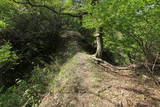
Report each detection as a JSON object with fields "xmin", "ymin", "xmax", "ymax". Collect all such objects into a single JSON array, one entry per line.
[{"xmin": 40, "ymin": 31, "xmax": 160, "ymax": 107}]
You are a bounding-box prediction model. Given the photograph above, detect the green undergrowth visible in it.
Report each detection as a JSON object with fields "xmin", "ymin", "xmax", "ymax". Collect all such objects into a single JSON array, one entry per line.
[
  {"xmin": 49, "ymin": 53, "xmax": 97, "ymax": 94},
  {"xmin": 50, "ymin": 54, "xmax": 79, "ymax": 93},
  {"xmin": 0, "ymin": 63, "xmax": 58, "ymax": 107},
  {"xmin": 0, "ymin": 33, "xmax": 85, "ymax": 107},
  {"xmin": 0, "ymin": 53, "xmax": 74, "ymax": 107}
]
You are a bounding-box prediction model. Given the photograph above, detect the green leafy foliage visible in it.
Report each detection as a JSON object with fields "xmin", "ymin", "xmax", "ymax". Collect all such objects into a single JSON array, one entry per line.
[
  {"xmin": 0, "ymin": 65, "xmax": 58, "ymax": 107},
  {"xmin": 0, "ymin": 21, "xmax": 8, "ymax": 31},
  {"xmin": 83, "ymin": 0, "xmax": 160, "ymax": 64},
  {"xmin": 0, "ymin": 0, "xmax": 18, "ymax": 28},
  {"xmin": 0, "ymin": 43, "xmax": 18, "ymax": 64},
  {"xmin": 0, "ymin": 0, "xmax": 17, "ymax": 16}
]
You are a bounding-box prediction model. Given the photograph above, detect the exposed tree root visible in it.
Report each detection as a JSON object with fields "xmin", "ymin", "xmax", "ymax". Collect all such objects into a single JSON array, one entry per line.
[
  {"xmin": 92, "ymin": 57, "xmax": 160, "ymax": 71},
  {"xmin": 92, "ymin": 57, "xmax": 143, "ymax": 71},
  {"xmin": 93, "ymin": 57, "xmax": 160, "ymax": 86}
]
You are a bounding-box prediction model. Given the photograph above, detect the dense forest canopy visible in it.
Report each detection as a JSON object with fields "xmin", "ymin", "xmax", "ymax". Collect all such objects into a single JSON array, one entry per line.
[{"xmin": 0, "ymin": 0, "xmax": 160, "ymax": 106}]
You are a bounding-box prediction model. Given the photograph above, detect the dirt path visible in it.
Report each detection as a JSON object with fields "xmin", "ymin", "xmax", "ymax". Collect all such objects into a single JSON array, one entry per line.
[{"xmin": 40, "ymin": 52, "xmax": 160, "ymax": 107}]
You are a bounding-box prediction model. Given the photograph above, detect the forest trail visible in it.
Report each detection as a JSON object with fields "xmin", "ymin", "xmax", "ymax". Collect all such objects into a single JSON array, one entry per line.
[{"xmin": 40, "ymin": 31, "xmax": 160, "ymax": 107}]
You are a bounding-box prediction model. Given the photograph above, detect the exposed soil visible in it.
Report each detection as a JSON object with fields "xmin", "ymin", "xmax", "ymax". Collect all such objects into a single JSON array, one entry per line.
[
  {"xmin": 39, "ymin": 31, "xmax": 160, "ymax": 107},
  {"xmin": 39, "ymin": 53, "xmax": 160, "ymax": 107}
]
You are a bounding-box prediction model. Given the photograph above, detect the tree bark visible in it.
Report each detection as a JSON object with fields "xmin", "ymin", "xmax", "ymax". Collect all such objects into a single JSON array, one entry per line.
[{"xmin": 95, "ymin": 27, "xmax": 103, "ymax": 58}]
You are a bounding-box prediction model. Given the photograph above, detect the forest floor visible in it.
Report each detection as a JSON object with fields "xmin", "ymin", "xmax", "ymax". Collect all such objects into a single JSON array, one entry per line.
[{"xmin": 39, "ymin": 31, "xmax": 160, "ymax": 107}]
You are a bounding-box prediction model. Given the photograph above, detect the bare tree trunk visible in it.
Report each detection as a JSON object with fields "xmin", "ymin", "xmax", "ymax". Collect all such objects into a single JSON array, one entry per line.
[
  {"xmin": 79, "ymin": 16, "xmax": 83, "ymax": 26},
  {"xmin": 95, "ymin": 27, "xmax": 103, "ymax": 58}
]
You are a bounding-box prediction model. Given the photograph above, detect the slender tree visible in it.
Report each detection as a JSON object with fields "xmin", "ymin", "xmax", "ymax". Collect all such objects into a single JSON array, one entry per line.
[{"xmin": 94, "ymin": 27, "xmax": 103, "ymax": 58}]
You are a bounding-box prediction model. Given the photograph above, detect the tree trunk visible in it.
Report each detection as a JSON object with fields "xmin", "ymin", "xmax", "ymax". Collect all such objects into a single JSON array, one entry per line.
[{"xmin": 95, "ymin": 27, "xmax": 103, "ymax": 58}]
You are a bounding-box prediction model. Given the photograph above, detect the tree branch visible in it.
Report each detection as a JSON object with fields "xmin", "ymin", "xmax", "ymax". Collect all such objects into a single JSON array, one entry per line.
[{"xmin": 13, "ymin": 0, "xmax": 88, "ymax": 18}]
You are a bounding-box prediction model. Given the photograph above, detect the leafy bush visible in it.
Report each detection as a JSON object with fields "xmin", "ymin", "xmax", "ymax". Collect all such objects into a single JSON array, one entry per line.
[
  {"xmin": 0, "ymin": 65, "xmax": 58, "ymax": 107},
  {"xmin": 0, "ymin": 21, "xmax": 8, "ymax": 32},
  {"xmin": 0, "ymin": 42, "xmax": 18, "ymax": 64}
]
